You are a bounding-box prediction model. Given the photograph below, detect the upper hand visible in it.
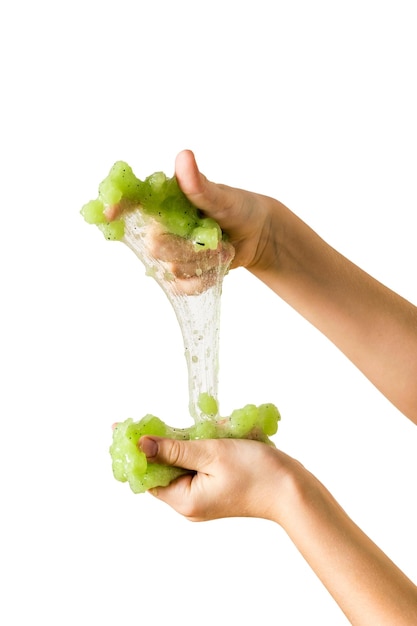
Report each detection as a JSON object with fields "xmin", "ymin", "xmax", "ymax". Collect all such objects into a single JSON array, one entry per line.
[{"xmin": 175, "ymin": 150, "xmax": 278, "ymax": 274}]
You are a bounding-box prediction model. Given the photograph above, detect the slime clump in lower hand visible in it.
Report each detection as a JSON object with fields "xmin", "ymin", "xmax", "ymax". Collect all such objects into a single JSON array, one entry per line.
[
  {"xmin": 111, "ymin": 402, "xmax": 280, "ymax": 493},
  {"xmin": 82, "ymin": 161, "xmax": 281, "ymax": 493}
]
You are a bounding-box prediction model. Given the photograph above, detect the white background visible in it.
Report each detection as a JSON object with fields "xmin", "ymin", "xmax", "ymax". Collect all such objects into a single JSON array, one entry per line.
[{"xmin": 1, "ymin": 1, "xmax": 416, "ymax": 624}]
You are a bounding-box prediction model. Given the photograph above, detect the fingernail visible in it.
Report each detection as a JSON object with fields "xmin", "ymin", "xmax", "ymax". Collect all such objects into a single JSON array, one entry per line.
[{"xmin": 139, "ymin": 437, "xmax": 158, "ymax": 458}]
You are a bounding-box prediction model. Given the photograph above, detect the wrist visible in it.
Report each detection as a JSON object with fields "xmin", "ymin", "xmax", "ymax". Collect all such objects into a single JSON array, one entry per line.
[
  {"xmin": 259, "ymin": 451, "xmax": 317, "ymax": 527},
  {"xmin": 248, "ymin": 195, "xmax": 308, "ymax": 289}
]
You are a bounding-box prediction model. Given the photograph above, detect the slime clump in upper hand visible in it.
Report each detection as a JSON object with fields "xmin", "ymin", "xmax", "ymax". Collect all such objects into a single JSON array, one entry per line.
[
  {"xmin": 81, "ymin": 162, "xmax": 234, "ymax": 295},
  {"xmin": 81, "ymin": 161, "xmax": 281, "ymax": 493},
  {"xmin": 82, "ymin": 162, "xmax": 222, "ymax": 248}
]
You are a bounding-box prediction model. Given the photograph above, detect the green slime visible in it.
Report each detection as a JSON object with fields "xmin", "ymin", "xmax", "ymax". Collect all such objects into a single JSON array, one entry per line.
[{"xmin": 81, "ymin": 162, "xmax": 281, "ymax": 493}]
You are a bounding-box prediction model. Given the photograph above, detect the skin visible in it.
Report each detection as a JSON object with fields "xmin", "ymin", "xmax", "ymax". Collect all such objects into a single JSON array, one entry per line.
[
  {"xmin": 139, "ymin": 436, "xmax": 417, "ymax": 625},
  {"xmin": 134, "ymin": 150, "xmax": 417, "ymax": 623}
]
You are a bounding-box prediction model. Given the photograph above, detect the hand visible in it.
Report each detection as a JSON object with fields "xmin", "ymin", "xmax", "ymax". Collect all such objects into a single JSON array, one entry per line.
[
  {"xmin": 143, "ymin": 221, "xmax": 235, "ymax": 295},
  {"xmin": 139, "ymin": 436, "xmax": 300, "ymax": 523},
  {"xmin": 175, "ymin": 150, "xmax": 281, "ymax": 274}
]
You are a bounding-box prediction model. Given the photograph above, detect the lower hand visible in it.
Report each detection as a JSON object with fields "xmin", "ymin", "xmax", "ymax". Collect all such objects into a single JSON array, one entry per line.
[{"xmin": 139, "ymin": 436, "xmax": 300, "ymax": 523}]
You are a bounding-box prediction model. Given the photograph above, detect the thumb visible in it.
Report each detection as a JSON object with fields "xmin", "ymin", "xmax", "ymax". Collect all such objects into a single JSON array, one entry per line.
[
  {"xmin": 139, "ymin": 436, "xmax": 210, "ymax": 473},
  {"xmin": 175, "ymin": 149, "xmax": 226, "ymax": 216}
]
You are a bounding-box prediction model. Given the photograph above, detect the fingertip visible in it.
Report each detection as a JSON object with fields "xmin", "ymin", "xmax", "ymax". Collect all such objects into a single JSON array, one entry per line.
[
  {"xmin": 175, "ymin": 148, "xmax": 196, "ymax": 170},
  {"xmin": 139, "ymin": 435, "xmax": 159, "ymax": 459},
  {"xmin": 175, "ymin": 149, "xmax": 204, "ymax": 196}
]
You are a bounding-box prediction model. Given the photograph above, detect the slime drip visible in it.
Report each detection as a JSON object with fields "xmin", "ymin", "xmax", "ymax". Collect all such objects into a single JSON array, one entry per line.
[{"xmin": 122, "ymin": 211, "xmax": 233, "ymax": 421}]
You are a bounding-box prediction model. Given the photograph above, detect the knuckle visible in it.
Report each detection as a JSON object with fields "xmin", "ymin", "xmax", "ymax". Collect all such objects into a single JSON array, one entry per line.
[{"xmin": 164, "ymin": 439, "xmax": 185, "ymax": 468}]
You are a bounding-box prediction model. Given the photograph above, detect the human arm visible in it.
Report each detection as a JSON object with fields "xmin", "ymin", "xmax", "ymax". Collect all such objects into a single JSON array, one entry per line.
[
  {"xmin": 173, "ymin": 150, "xmax": 417, "ymax": 424},
  {"xmin": 139, "ymin": 436, "xmax": 417, "ymax": 625}
]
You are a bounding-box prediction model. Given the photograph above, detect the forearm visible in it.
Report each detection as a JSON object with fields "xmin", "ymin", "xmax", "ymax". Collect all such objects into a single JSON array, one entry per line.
[
  {"xmin": 277, "ymin": 468, "xmax": 417, "ymax": 625},
  {"xmin": 252, "ymin": 199, "xmax": 417, "ymax": 423}
]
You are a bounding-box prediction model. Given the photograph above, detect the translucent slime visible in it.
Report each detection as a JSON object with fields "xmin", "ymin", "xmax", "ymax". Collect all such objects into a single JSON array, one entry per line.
[{"xmin": 81, "ymin": 162, "xmax": 281, "ymax": 493}]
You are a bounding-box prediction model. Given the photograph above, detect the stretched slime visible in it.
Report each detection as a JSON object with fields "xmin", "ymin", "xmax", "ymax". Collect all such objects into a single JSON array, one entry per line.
[{"xmin": 81, "ymin": 161, "xmax": 281, "ymax": 493}]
